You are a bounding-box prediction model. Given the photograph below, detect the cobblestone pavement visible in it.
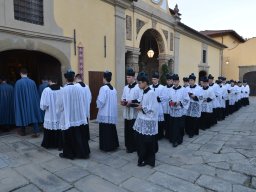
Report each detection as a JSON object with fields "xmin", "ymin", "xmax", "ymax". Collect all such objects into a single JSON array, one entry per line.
[{"xmin": 1, "ymin": 98, "xmax": 256, "ymax": 192}]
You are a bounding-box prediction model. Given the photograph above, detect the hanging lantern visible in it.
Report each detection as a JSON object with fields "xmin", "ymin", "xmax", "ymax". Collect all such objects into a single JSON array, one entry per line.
[{"xmin": 147, "ymin": 49, "xmax": 154, "ymax": 58}]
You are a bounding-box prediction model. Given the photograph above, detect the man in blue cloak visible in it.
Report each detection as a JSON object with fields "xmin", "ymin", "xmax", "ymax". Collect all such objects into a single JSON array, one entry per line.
[
  {"xmin": 0, "ymin": 75, "xmax": 15, "ymax": 132},
  {"xmin": 14, "ymin": 68, "xmax": 42, "ymax": 137}
]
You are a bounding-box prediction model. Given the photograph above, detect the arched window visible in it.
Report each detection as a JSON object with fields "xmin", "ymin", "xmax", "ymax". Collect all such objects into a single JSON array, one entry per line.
[{"xmin": 14, "ymin": 0, "xmax": 44, "ymax": 25}]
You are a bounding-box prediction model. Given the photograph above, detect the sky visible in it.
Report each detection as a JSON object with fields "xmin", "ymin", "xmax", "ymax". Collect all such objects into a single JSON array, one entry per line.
[{"xmin": 168, "ymin": 0, "xmax": 256, "ymax": 39}]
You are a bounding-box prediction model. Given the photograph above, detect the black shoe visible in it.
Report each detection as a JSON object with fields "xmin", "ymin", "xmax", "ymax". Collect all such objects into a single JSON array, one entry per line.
[
  {"xmin": 173, "ymin": 142, "xmax": 178, "ymax": 148},
  {"xmin": 59, "ymin": 153, "xmax": 74, "ymax": 160},
  {"xmin": 17, "ymin": 129, "xmax": 26, "ymax": 136},
  {"xmin": 126, "ymin": 149, "xmax": 133, "ymax": 153},
  {"xmin": 137, "ymin": 161, "xmax": 146, "ymax": 167},
  {"xmin": 189, "ymin": 135, "xmax": 193, "ymax": 138}
]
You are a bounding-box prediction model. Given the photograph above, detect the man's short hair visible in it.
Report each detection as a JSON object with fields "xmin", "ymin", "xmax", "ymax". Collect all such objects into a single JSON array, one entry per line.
[{"xmin": 20, "ymin": 68, "xmax": 28, "ymax": 75}]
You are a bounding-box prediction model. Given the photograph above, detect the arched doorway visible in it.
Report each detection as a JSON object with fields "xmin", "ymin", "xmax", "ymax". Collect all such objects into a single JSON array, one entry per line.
[
  {"xmin": 139, "ymin": 29, "xmax": 165, "ymax": 79},
  {"xmin": 0, "ymin": 50, "xmax": 62, "ymax": 85},
  {"xmin": 243, "ymin": 71, "xmax": 256, "ymax": 96}
]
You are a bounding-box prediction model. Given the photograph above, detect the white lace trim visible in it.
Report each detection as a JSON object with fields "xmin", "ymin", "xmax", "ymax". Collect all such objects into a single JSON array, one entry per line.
[
  {"xmin": 187, "ymin": 102, "xmax": 201, "ymax": 118},
  {"xmin": 201, "ymin": 103, "xmax": 213, "ymax": 113},
  {"xmin": 158, "ymin": 114, "xmax": 164, "ymax": 121},
  {"xmin": 59, "ymin": 120, "xmax": 87, "ymax": 130},
  {"xmin": 43, "ymin": 120, "xmax": 61, "ymax": 130},
  {"xmin": 97, "ymin": 115, "xmax": 117, "ymax": 125},
  {"xmin": 133, "ymin": 118, "xmax": 158, "ymax": 135}
]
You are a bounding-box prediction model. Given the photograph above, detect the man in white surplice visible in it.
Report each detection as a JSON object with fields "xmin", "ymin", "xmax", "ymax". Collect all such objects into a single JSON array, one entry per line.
[
  {"xmin": 150, "ymin": 72, "xmax": 165, "ymax": 140},
  {"xmin": 96, "ymin": 71, "xmax": 119, "ymax": 152},
  {"xmin": 200, "ymin": 77, "xmax": 215, "ymax": 130},
  {"xmin": 208, "ymin": 74, "xmax": 220, "ymax": 126},
  {"xmin": 57, "ymin": 70, "xmax": 90, "ymax": 160},
  {"xmin": 75, "ymin": 73, "xmax": 92, "ymax": 140},
  {"xmin": 243, "ymin": 80, "xmax": 250, "ymax": 106},
  {"xmin": 185, "ymin": 73, "xmax": 203, "ymax": 138},
  {"xmin": 133, "ymin": 72, "xmax": 158, "ymax": 167},
  {"xmin": 121, "ymin": 68, "xmax": 142, "ymax": 153},
  {"xmin": 168, "ymin": 74, "xmax": 190, "ymax": 147},
  {"xmin": 40, "ymin": 76, "xmax": 62, "ymax": 149}
]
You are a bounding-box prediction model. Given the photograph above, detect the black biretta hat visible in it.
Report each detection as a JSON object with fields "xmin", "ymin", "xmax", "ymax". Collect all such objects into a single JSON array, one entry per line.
[
  {"xmin": 137, "ymin": 71, "xmax": 149, "ymax": 82},
  {"xmin": 104, "ymin": 71, "xmax": 112, "ymax": 79},
  {"xmin": 152, "ymin": 71, "xmax": 160, "ymax": 79},
  {"xmin": 208, "ymin": 74, "xmax": 214, "ymax": 80},
  {"xmin": 173, "ymin": 74, "xmax": 179, "ymax": 81},
  {"xmin": 64, "ymin": 69, "xmax": 75, "ymax": 79},
  {"xmin": 202, "ymin": 77, "xmax": 209, "ymax": 82},
  {"xmin": 126, "ymin": 68, "xmax": 135, "ymax": 76},
  {"xmin": 166, "ymin": 73, "xmax": 173, "ymax": 80},
  {"xmin": 183, "ymin": 77, "xmax": 189, "ymax": 82},
  {"xmin": 188, "ymin": 73, "xmax": 196, "ymax": 80}
]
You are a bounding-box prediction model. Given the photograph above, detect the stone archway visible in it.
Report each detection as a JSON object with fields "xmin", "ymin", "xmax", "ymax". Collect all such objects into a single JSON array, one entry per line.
[
  {"xmin": 0, "ymin": 33, "xmax": 72, "ymax": 83},
  {"xmin": 0, "ymin": 50, "xmax": 62, "ymax": 85},
  {"xmin": 138, "ymin": 28, "xmax": 169, "ymax": 78}
]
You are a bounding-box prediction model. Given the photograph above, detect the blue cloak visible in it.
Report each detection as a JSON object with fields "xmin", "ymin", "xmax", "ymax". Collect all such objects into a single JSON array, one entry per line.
[
  {"xmin": 14, "ymin": 77, "xmax": 42, "ymax": 126},
  {"xmin": 0, "ymin": 83, "xmax": 15, "ymax": 125},
  {"xmin": 38, "ymin": 82, "xmax": 48, "ymax": 119},
  {"xmin": 38, "ymin": 82, "xmax": 48, "ymax": 98}
]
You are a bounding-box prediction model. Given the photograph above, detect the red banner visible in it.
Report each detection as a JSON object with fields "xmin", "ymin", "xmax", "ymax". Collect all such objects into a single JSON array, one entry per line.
[{"xmin": 78, "ymin": 43, "xmax": 84, "ymax": 81}]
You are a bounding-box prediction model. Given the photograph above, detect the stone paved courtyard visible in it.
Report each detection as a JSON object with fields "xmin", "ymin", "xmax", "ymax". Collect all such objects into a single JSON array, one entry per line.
[{"xmin": 1, "ymin": 98, "xmax": 256, "ymax": 192}]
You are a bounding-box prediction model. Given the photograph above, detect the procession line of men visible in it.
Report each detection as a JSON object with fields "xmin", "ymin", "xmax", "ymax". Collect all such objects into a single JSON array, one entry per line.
[{"xmin": 0, "ymin": 68, "xmax": 250, "ymax": 167}]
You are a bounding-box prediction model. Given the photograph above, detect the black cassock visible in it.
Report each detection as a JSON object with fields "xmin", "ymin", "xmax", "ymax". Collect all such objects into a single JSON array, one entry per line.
[{"xmin": 62, "ymin": 125, "xmax": 90, "ymax": 159}]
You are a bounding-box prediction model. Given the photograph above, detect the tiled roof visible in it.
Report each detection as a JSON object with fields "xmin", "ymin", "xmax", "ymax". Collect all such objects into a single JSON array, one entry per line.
[{"xmin": 200, "ymin": 30, "xmax": 245, "ymax": 43}]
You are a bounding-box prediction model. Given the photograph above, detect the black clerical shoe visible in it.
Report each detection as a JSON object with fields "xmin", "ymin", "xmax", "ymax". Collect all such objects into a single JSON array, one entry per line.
[
  {"xmin": 59, "ymin": 153, "xmax": 74, "ymax": 160},
  {"xmin": 17, "ymin": 129, "xmax": 26, "ymax": 136},
  {"xmin": 189, "ymin": 135, "xmax": 193, "ymax": 138},
  {"xmin": 137, "ymin": 161, "xmax": 146, "ymax": 167},
  {"xmin": 126, "ymin": 149, "xmax": 134, "ymax": 153},
  {"xmin": 31, "ymin": 133, "xmax": 40, "ymax": 138},
  {"xmin": 173, "ymin": 142, "xmax": 178, "ymax": 148}
]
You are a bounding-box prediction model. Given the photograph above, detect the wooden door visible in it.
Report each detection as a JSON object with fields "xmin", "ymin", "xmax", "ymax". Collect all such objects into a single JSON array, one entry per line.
[
  {"xmin": 243, "ymin": 71, "xmax": 256, "ymax": 96},
  {"xmin": 89, "ymin": 71, "xmax": 104, "ymax": 120}
]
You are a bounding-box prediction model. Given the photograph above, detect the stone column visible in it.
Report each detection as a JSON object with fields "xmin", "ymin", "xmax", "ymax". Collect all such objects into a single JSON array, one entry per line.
[
  {"xmin": 158, "ymin": 53, "xmax": 172, "ymax": 73},
  {"xmin": 174, "ymin": 31, "xmax": 180, "ymax": 74},
  {"xmin": 125, "ymin": 48, "xmax": 140, "ymax": 74},
  {"xmin": 114, "ymin": 1, "xmax": 130, "ymax": 99}
]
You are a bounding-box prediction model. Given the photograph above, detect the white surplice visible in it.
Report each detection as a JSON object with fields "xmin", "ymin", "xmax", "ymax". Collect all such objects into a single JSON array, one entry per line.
[
  {"xmin": 75, "ymin": 82, "xmax": 92, "ymax": 119},
  {"xmin": 229, "ymin": 85, "xmax": 238, "ymax": 105},
  {"xmin": 162, "ymin": 85, "xmax": 173, "ymax": 114},
  {"xmin": 186, "ymin": 84, "xmax": 203, "ymax": 118},
  {"xmin": 96, "ymin": 84, "xmax": 118, "ymax": 125},
  {"xmin": 57, "ymin": 84, "xmax": 88, "ymax": 130},
  {"xmin": 217, "ymin": 84, "xmax": 227, "ymax": 108},
  {"xmin": 244, "ymin": 85, "xmax": 250, "ymax": 98},
  {"xmin": 201, "ymin": 86, "xmax": 215, "ymax": 113},
  {"xmin": 150, "ymin": 84, "xmax": 165, "ymax": 121},
  {"xmin": 133, "ymin": 87, "xmax": 158, "ymax": 135},
  {"xmin": 40, "ymin": 87, "xmax": 62, "ymax": 130},
  {"xmin": 209, "ymin": 83, "xmax": 221, "ymax": 108},
  {"xmin": 168, "ymin": 85, "xmax": 190, "ymax": 117},
  {"xmin": 121, "ymin": 83, "xmax": 142, "ymax": 120}
]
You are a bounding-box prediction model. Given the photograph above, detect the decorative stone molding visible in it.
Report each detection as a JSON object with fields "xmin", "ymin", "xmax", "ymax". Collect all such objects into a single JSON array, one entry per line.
[
  {"xmin": 136, "ymin": 19, "xmax": 145, "ymax": 35},
  {"xmin": 150, "ymin": 29, "xmax": 165, "ymax": 53},
  {"xmin": 126, "ymin": 49, "xmax": 140, "ymax": 73},
  {"xmin": 162, "ymin": 29, "xmax": 168, "ymax": 41},
  {"xmin": 152, "ymin": 19, "xmax": 157, "ymax": 29},
  {"xmin": 126, "ymin": 15, "xmax": 132, "ymax": 40},
  {"xmin": 170, "ymin": 32, "xmax": 174, "ymax": 51}
]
